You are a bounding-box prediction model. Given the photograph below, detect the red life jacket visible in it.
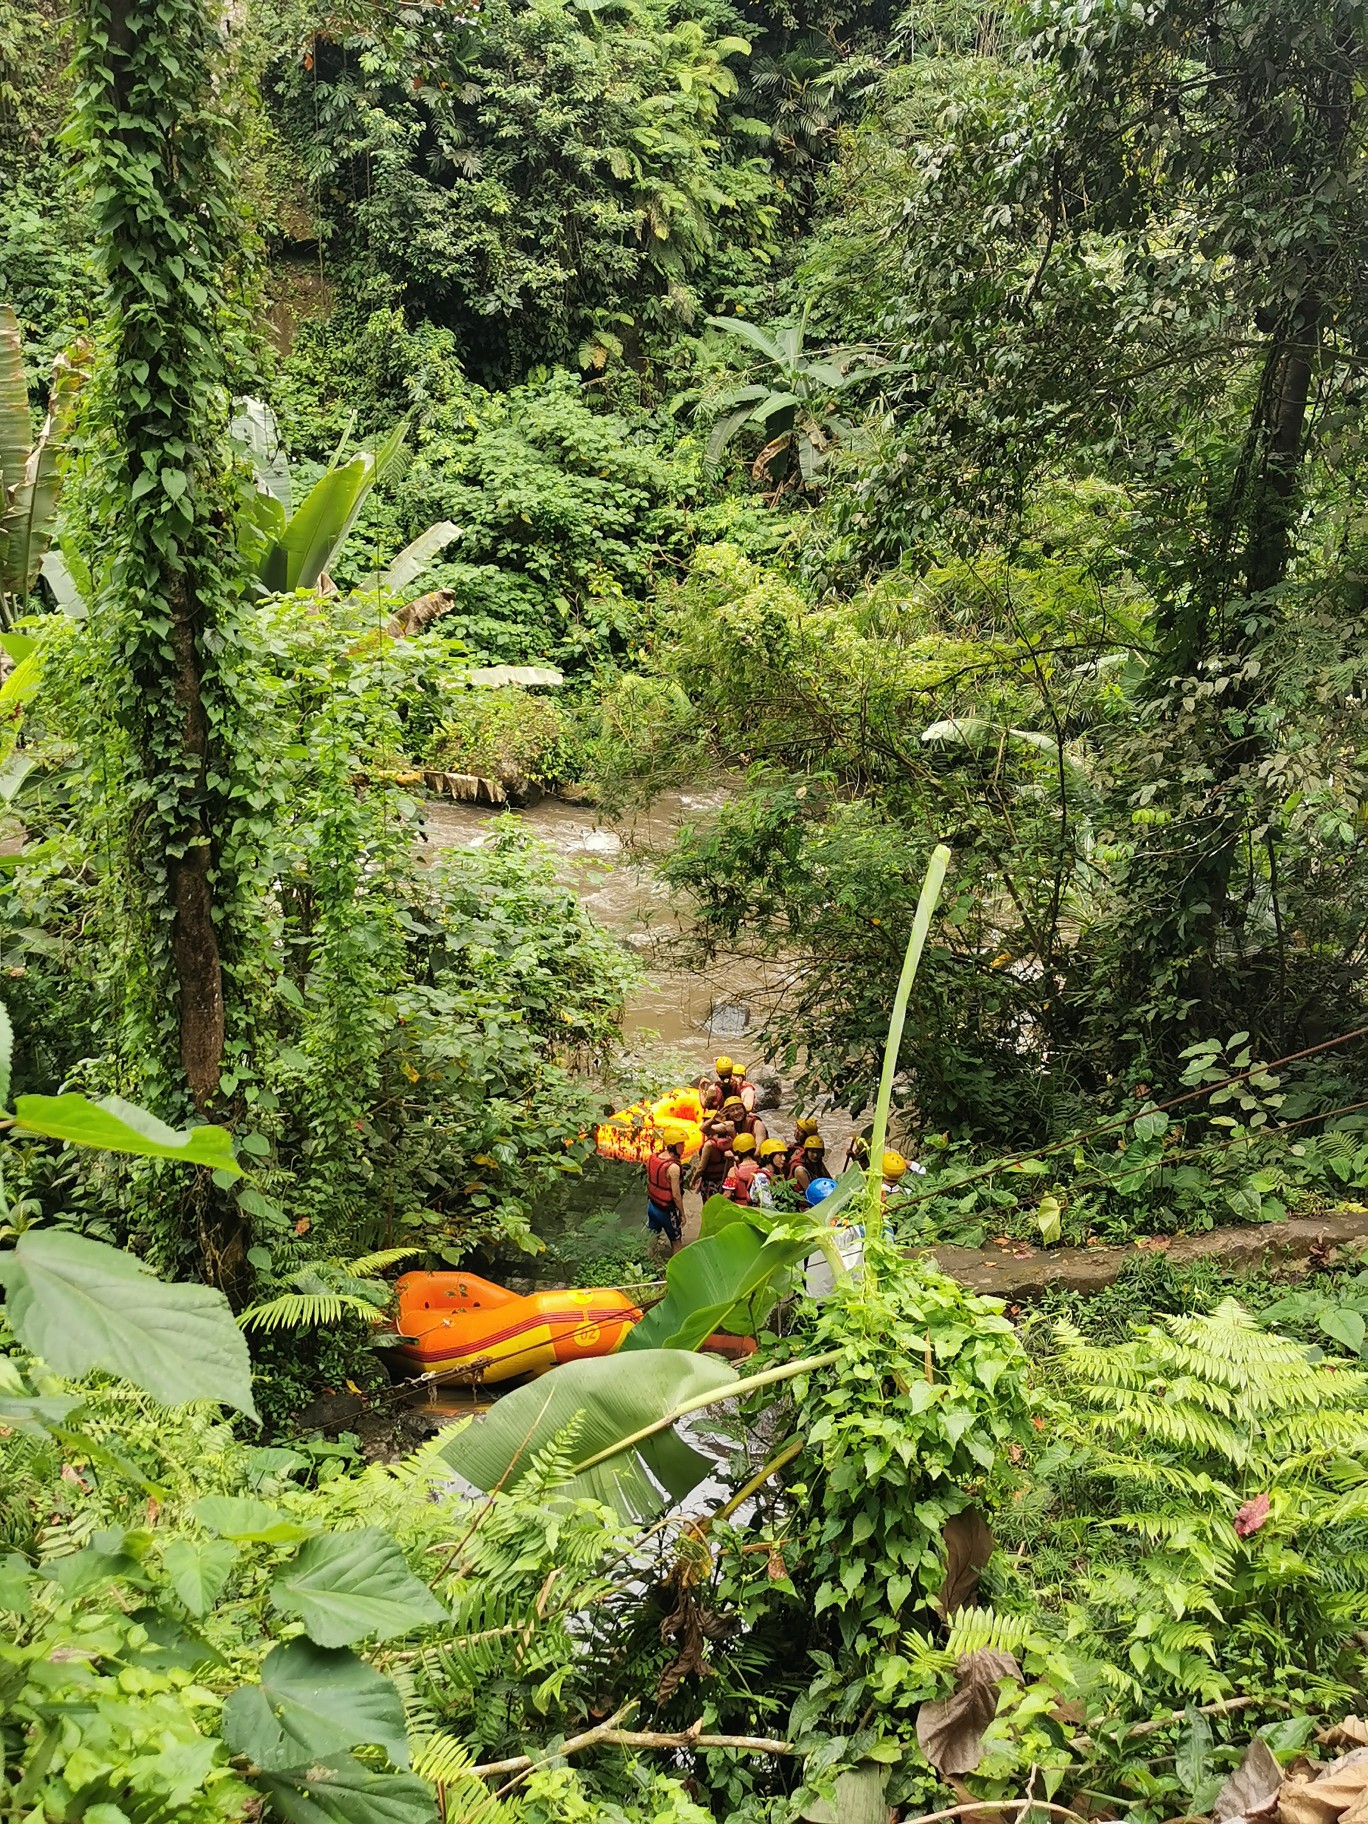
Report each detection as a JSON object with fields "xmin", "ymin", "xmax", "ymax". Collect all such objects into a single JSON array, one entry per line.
[
  {"xmin": 698, "ymin": 1140, "xmax": 730, "ymax": 1186},
  {"xmin": 723, "ymin": 1159, "xmax": 759, "ymax": 1205},
  {"xmin": 647, "ymin": 1150, "xmax": 679, "ymax": 1209},
  {"xmin": 785, "ymin": 1143, "xmax": 805, "ymax": 1174}
]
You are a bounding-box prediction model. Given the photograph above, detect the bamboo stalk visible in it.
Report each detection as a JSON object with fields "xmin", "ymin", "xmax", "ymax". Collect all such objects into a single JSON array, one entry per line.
[{"xmin": 866, "ymin": 843, "xmax": 952, "ymax": 1243}]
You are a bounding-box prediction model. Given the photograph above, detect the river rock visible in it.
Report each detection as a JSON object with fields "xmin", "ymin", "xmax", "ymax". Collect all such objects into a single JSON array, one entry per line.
[{"xmin": 749, "ymin": 1063, "xmax": 782, "ymax": 1110}]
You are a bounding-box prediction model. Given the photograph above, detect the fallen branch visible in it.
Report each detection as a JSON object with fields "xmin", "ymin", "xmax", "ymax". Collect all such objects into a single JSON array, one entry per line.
[
  {"xmin": 1068, "ymin": 1692, "xmax": 1283, "ymax": 1752},
  {"xmin": 468, "ymin": 1711, "xmax": 796, "ymax": 1780},
  {"xmin": 897, "ymin": 1803, "xmax": 1094, "ymax": 1824}
]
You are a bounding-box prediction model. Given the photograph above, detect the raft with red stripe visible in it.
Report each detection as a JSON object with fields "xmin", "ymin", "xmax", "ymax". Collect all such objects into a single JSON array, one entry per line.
[{"xmin": 391, "ymin": 1271, "xmax": 643, "ymax": 1386}]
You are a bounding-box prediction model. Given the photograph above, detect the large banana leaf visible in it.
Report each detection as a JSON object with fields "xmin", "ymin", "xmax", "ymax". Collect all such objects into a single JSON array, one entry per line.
[
  {"xmin": 39, "ymin": 543, "xmax": 90, "ymax": 617},
  {"xmin": 374, "ymin": 520, "xmax": 461, "ymax": 595},
  {"xmin": 264, "ymin": 457, "xmax": 373, "ymax": 595},
  {"xmin": 706, "ymin": 313, "xmax": 786, "ymax": 365},
  {"xmin": 0, "ymin": 305, "xmax": 28, "ymax": 495},
  {"xmin": 623, "ymin": 1215, "xmax": 815, "ymax": 1350},
  {"xmin": 0, "ymin": 366, "xmax": 82, "ymax": 597},
  {"xmin": 441, "ymin": 1348, "xmax": 737, "ymax": 1518},
  {"xmin": 229, "ymin": 396, "xmax": 292, "ymax": 511}
]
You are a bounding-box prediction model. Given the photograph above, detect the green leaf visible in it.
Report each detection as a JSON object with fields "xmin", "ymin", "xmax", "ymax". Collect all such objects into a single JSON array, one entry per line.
[
  {"xmin": 0, "ymin": 349, "xmax": 84, "ymax": 598},
  {"xmin": 270, "ymin": 1528, "xmax": 447, "ymax": 1646},
  {"xmin": 0, "ymin": 1229, "xmax": 258, "ymax": 1419},
  {"xmin": 271, "ymin": 457, "xmax": 374, "ymax": 594},
  {"xmin": 0, "ymin": 305, "xmax": 29, "ymax": 494},
  {"xmin": 256, "ymin": 1756, "xmax": 437, "ymax": 1824},
  {"xmin": 1176, "ymin": 1707, "xmax": 1213, "ymax": 1803},
  {"xmin": 1319, "ymin": 1306, "xmax": 1366, "ymax": 1355},
  {"xmin": 376, "ymin": 520, "xmax": 461, "ymax": 594},
  {"xmin": 624, "ymin": 1218, "xmax": 813, "ymax": 1351},
  {"xmin": 163, "ymin": 1537, "xmax": 237, "ymax": 1615},
  {"xmin": 192, "ymin": 1495, "xmax": 314, "ymax": 1543},
  {"xmin": 12, "ymin": 1091, "xmax": 241, "ymax": 1174},
  {"xmin": 0, "ymin": 1389, "xmax": 84, "ymax": 1429},
  {"xmin": 1036, "ymin": 1194, "xmax": 1063, "ymax": 1247},
  {"xmin": 0, "ymin": 1551, "xmax": 32, "ymax": 1613},
  {"xmin": 443, "ymin": 1347, "xmax": 738, "ymax": 1519},
  {"xmin": 223, "ymin": 1639, "xmax": 410, "ymax": 1772},
  {"xmin": 0, "ymin": 995, "xmax": 13, "ymax": 1111}
]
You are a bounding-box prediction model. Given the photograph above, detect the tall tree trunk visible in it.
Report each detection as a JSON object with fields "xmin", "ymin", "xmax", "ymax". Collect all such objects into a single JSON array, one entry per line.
[{"xmin": 73, "ymin": 0, "xmax": 248, "ymax": 1295}]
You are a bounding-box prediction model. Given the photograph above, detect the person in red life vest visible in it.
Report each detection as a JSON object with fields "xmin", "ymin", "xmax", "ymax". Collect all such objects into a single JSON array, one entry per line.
[
  {"xmin": 689, "ymin": 1114, "xmax": 735, "ymax": 1199},
  {"xmin": 722, "ymin": 1131, "xmax": 760, "ymax": 1204},
  {"xmin": 751, "ymin": 1137, "xmax": 789, "ymax": 1208},
  {"xmin": 645, "ymin": 1127, "xmax": 688, "ymax": 1254},
  {"xmin": 723, "ymin": 1093, "xmax": 768, "ymax": 1149},
  {"xmin": 704, "ymin": 1056, "xmax": 757, "ymax": 1115},
  {"xmin": 789, "ymin": 1132, "xmax": 827, "ymax": 1199},
  {"xmin": 786, "ymin": 1115, "xmax": 819, "ymax": 1174}
]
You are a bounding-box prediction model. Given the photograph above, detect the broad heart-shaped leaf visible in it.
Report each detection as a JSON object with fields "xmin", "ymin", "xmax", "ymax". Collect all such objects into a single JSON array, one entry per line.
[
  {"xmin": 443, "ymin": 1348, "xmax": 738, "ymax": 1520},
  {"xmin": 1320, "ymin": 1305, "xmax": 1367, "ymax": 1355},
  {"xmin": 223, "ymin": 1639, "xmax": 410, "ymax": 1772},
  {"xmin": 270, "ymin": 1528, "xmax": 447, "ymax": 1647},
  {"xmin": 13, "ymin": 1092, "xmax": 241, "ymax": 1174},
  {"xmin": 0, "ymin": 1229, "xmax": 258, "ymax": 1420},
  {"xmin": 192, "ymin": 1494, "xmax": 315, "ymax": 1543},
  {"xmin": 624, "ymin": 1219, "xmax": 813, "ymax": 1352},
  {"xmin": 162, "ymin": 1537, "xmax": 237, "ymax": 1616},
  {"xmin": 256, "ymin": 1756, "xmax": 437, "ymax": 1824}
]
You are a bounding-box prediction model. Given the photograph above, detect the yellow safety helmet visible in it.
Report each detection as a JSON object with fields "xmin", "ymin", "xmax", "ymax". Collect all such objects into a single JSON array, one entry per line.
[
  {"xmin": 732, "ymin": 1132, "xmax": 757, "ymax": 1155},
  {"xmin": 722, "ymin": 1095, "xmax": 746, "ymax": 1115},
  {"xmin": 803, "ymin": 1133, "xmax": 826, "ymax": 1153},
  {"xmin": 759, "ymin": 1138, "xmax": 786, "ymax": 1161},
  {"xmin": 796, "ymin": 1116, "xmax": 819, "ymax": 1136},
  {"xmin": 658, "ymin": 1123, "xmax": 690, "ymax": 1150},
  {"xmin": 882, "ymin": 1150, "xmax": 908, "ymax": 1179},
  {"xmin": 715, "ymin": 1056, "xmax": 735, "ymax": 1075}
]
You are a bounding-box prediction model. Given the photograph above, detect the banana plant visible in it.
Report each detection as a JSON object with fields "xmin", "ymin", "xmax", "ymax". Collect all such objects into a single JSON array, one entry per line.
[
  {"xmin": 703, "ymin": 306, "xmax": 874, "ymax": 493},
  {"xmin": 231, "ymin": 398, "xmax": 460, "ymax": 598},
  {"xmin": 0, "ymin": 307, "xmax": 88, "ymax": 629}
]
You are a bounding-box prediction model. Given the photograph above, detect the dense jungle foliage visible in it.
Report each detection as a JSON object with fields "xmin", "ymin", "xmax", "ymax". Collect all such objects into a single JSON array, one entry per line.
[{"xmin": 1, "ymin": 0, "xmax": 1368, "ymax": 1817}]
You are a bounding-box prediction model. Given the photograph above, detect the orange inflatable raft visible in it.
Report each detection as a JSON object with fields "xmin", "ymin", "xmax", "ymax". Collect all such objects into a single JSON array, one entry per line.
[
  {"xmin": 595, "ymin": 1087, "xmax": 706, "ymax": 1165},
  {"xmin": 391, "ymin": 1271, "xmax": 643, "ymax": 1386}
]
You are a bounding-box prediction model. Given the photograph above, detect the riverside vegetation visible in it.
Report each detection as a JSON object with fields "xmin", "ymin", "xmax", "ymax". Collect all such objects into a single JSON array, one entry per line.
[{"xmin": 2, "ymin": 0, "xmax": 1368, "ymax": 1819}]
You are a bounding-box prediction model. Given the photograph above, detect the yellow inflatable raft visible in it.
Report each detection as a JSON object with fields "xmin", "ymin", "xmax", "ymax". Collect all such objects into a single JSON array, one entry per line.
[
  {"xmin": 391, "ymin": 1271, "xmax": 642, "ymax": 1385},
  {"xmin": 595, "ymin": 1087, "xmax": 706, "ymax": 1164}
]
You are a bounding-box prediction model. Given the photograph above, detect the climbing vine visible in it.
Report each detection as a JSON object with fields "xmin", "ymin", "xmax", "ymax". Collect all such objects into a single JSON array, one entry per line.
[{"xmin": 68, "ymin": 0, "xmax": 274, "ymax": 1287}]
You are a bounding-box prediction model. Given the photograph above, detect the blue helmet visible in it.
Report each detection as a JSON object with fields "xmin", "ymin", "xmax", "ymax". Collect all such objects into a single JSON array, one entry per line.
[{"xmin": 805, "ymin": 1176, "xmax": 838, "ymax": 1206}]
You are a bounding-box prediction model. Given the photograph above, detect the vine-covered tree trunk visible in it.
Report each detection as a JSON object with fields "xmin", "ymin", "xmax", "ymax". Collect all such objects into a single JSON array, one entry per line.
[{"xmin": 71, "ymin": 0, "xmax": 250, "ymax": 1293}]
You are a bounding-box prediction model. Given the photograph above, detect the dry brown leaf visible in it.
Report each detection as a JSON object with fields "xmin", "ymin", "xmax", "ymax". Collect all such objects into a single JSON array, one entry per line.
[
  {"xmin": 1280, "ymin": 1749, "xmax": 1368, "ymax": 1824},
  {"xmin": 915, "ymin": 1648, "xmax": 1021, "ymax": 1776},
  {"xmin": 1215, "ymin": 1737, "xmax": 1283, "ymax": 1823},
  {"xmin": 937, "ymin": 1508, "xmax": 995, "ymax": 1617},
  {"xmin": 1321, "ymin": 1724, "xmax": 1368, "ymax": 1752}
]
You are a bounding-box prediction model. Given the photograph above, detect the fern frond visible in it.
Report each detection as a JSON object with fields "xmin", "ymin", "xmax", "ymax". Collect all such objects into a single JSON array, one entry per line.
[
  {"xmin": 944, "ymin": 1605, "xmax": 1038, "ymax": 1656},
  {"xmin": 345, "ymin": 1246, "xmax": 423, "ymax": 1277},
  {"xmin": 409, "ymin": 1732, "xmax": 506, "ymax": 1824},
  {"xmin": 238, "ymin": 1292, "xmax": 384, "ymax": 1333}
]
